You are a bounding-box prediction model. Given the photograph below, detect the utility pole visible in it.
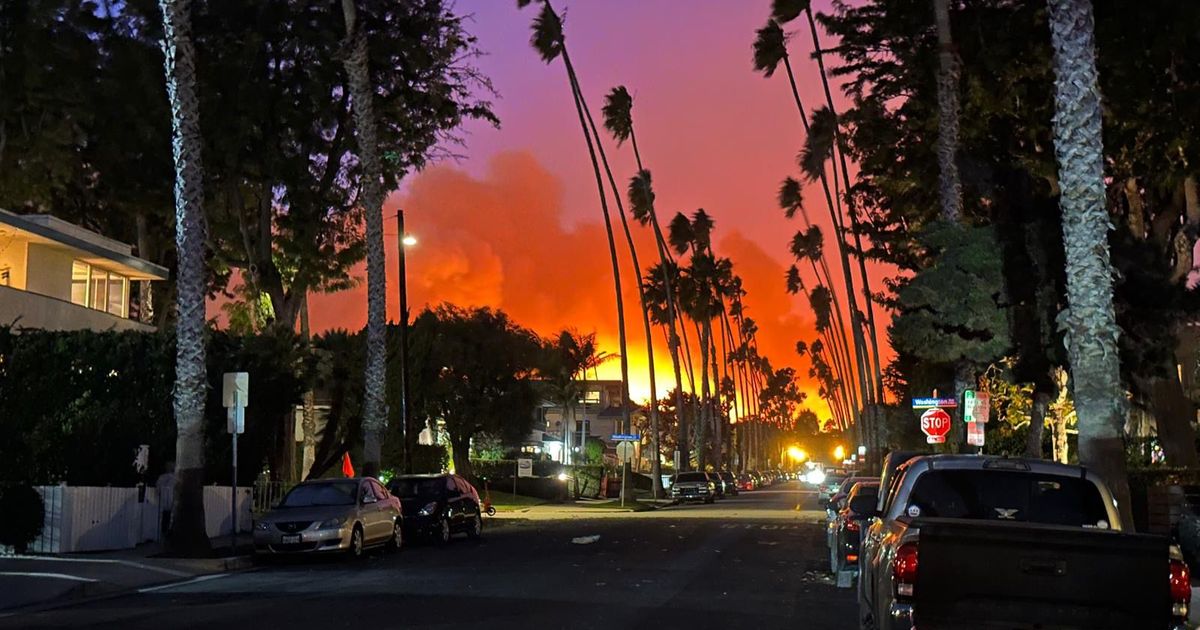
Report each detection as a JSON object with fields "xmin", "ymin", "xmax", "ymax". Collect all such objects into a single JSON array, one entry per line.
[{"xmin": 397, "ymin": 210, "xmax": 414, "ymax": 473}]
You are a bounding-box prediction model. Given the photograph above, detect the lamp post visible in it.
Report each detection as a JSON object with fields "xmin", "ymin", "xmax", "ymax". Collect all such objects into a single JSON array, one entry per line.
[{"xmin": 397, "ymin": 210, "xmax": 417, "ymax": 473}]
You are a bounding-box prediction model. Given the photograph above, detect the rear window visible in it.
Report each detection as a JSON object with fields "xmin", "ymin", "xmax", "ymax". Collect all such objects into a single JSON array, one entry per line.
[
  {"xmin": 676, "ymin": 472, "xmax": 708, "ymax": 483},
  {"xmin": 904, "ymin": 470, "xmax": 1110, "ymax": 527},
  {"xmin": 389, "ymin": 477, "xmax": 447, "ymax": 498}
]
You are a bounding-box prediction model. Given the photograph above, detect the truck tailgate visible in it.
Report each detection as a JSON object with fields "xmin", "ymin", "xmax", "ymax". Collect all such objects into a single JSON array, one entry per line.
[{"xmin": 914, "ymin": 518, "xmax": 1170, "ymax": 629}]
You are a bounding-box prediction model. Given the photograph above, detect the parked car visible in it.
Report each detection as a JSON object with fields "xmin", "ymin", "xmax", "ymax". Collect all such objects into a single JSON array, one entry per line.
[
  {"xmin": 749, "ymin": 470, "xmax": 765, "ymax": 489},
  {"xmin": 670, "ymin": 471, "xmax": 716, "ymax": 504},
  {"xmin": 826, "ymin": 476, "xmax": 873, "ymax": 550},
  {"xmin": 874, "ymin": 450, "xmax": 923, "ymax": 515},
  {"xmin": 818, "ymin": 469, "xmax": 853, "ymax": 505},
  {"xmin": 253, "ymin": 477, "xmax": 402, "ymax": 558},
  {"xmin": 709, "ymin": 472, "xmax": 728, "ymax": 499},
  {"xmin": 829, "ymin": 480, "xmax": 879, "ymax": 574},
  {"xmin": 737, "ymin": 472, "xmax": 756, "ymax": 491},
  {"xmin": 858, "ymin": 455, "xmax": 1190, "ymax": 630},
  {"xmin": 717, "ymin": 471, "xmax": 739, "ymax": 496},
  {"xmin": 387, "ymin": 474, "xmax": 483, "ymax": 544}
]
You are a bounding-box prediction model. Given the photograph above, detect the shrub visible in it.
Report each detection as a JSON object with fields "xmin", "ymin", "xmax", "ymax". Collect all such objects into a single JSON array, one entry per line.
[{"xmin": 0, "ymin": 485, "xmax": 45, "ymax": 553}]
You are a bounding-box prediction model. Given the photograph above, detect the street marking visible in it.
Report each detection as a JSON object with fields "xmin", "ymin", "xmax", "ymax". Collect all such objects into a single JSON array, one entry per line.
[
  {"xmin": 719, "ymin": 523, "xmax": 805, "ymax": 530},
  {"xmin": 1, "ymin": 555, "xmax": 191, "ymax": 578},
  {"xmin": 0, "ymin": 571, "xmax": 97, "ymax": 582},
  {"xmin": 138, "ymin": 573, "xmax": 229, "ymax": 593}
]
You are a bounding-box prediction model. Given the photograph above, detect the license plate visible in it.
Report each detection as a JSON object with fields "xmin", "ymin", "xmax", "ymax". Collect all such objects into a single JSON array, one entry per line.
[{"xmin": 281, "ymin": 534, "xmax": 301, "ymax": 544}]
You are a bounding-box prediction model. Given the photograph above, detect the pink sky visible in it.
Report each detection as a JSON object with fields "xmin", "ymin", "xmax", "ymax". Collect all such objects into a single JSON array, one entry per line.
[{"xmin": 305, "ymin": 1, "xmax": 890, "ymax": 422}]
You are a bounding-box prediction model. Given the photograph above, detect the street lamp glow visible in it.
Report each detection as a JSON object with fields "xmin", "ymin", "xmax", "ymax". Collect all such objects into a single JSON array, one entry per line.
[
  {"xmin": 833, "ymin": 445, "xmax": 846, "ymax": 461},
  {"xmin": 402, "ymin": 234, "xmax": 418, "ymax": 247},
  {"xmin": 787, "ymin": 446, "xmax": 807, "ymax": 462}
]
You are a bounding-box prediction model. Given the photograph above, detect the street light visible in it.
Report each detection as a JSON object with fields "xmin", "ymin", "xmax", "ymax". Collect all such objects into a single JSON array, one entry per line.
[
  {"xmin": 833, "ymin": 445, "xmax": 846, "ymax": 461},
  {"xmin": 397, "ymin": 210, "xmax": 418, "ymax": 473},
  {"xmin": 787, "ymin": 446, "xmax": 807, "ymax": 462}
]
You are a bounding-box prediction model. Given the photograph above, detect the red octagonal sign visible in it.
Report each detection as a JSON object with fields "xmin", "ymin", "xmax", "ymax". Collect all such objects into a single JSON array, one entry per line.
[{"xmin": 921, "ymin": 408, "xmax": 952, "ymax": 444}]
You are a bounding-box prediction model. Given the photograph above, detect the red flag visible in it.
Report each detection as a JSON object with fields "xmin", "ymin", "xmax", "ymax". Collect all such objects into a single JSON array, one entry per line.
[{"xmin": 341, "ymin": 452, "xmax": 355, "ymax": 478}]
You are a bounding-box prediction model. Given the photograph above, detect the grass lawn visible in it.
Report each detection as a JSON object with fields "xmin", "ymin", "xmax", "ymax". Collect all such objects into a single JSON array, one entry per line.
[{"xmin": 485, "ymin": 490, "xmax": 548, "ymax": 511}]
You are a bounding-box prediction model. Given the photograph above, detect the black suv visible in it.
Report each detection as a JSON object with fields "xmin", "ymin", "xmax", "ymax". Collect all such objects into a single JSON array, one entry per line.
[{"xmin": 388, "ymin": 474, "xmax": 483, "ymax": 544}]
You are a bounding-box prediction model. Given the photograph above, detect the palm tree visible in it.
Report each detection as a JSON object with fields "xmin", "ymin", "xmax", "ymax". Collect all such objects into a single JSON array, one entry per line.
[
  {"xmin": 570, "ymin": 87, "xmax": 662, "ymax": 497},
  {"xmin": 524, "ymin": 1, "xmax": 634, "ymax": 494},
  {"xmin": 1045, "ymin": 0, "xmax": 1131, "ymax": 521},
  {"xmin": 754, "ymin": 19, "xmax": 871, "ymax": 438},
  {"xmin": 608, "ymin": 89, "xmax": 692, "ymax": 472},
  {"xmin": 158, "ymin": 0, "xmax": 209, "ymax": 554},
  {"xmin": 933, "ymin": 0, "xmax": 963, "ymax": 225},
  {"xmin": 340, "ymin": 0, "xmax": 387, "ymax": 477}
]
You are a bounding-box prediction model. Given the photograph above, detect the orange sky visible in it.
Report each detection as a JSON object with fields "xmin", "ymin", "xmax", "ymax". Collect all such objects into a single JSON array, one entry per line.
[{"xmin": 302, "ymin": 1, "xmax": 893, "ymax": 423}]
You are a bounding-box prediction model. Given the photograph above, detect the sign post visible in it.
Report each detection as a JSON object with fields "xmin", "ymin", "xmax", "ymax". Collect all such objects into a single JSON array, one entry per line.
[
  {"xmin": 223, "ymin": 372, "xmax": 248, "ymax": 552},
  {"xmin": 920, "ymin": 408, "xmax": 952, "ymax": 444},
  {"xmin": 963, "ymin": 390, "xmax": 990, "ymax": 449},
  {"xmin": 611, "ymin": 435, "xmax": 639, "ymax": 507}
]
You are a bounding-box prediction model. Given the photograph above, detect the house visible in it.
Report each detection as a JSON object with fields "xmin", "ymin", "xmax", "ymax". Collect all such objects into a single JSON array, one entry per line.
[
  {"xmin": 0, "ymin": 210, "xmax": 167, "ymax": 332},
  {"xmin": 536, "ymin": 379, "xmax": 641, "ymax": 464}
]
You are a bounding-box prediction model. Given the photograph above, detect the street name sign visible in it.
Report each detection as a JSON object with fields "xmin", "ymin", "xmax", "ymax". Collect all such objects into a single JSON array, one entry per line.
[
  {"xmin": 610, "ymin": 433, "xmax": 640, "ymax": 441},
  {"xmin": 912, "ymin": 397, "xmax": 958, "ymax": 409}
]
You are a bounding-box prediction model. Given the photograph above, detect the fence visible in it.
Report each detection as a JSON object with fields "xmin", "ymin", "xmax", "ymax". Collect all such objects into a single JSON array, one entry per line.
[
  {"xmin": 252, "ymin": 479, "xmax": 294, "ymax": 515},
  {"xmin": 20, "ymin": 485, "xmax": 251, "ymax": 554}
]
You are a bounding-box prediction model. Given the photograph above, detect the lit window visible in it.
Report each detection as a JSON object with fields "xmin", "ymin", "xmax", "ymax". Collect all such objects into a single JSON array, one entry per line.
[
  {"xmin": 107, "ymin": 274, "xmax": 127, "ymax": 317},
  {"xmin": 89, "ymin": 269, "xmax": 108, "ymax": 311},
  {"xmin": 71, "ymin": 261, "xmax": 90, "ymax": 306}
]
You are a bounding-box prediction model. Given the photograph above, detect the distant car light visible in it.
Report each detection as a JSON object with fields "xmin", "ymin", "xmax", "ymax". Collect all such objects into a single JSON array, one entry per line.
[
  {"xmin": 806, "ymin": 469, "xmax": 827, "ymax": 485},
  {"xmin": 418, "ymin": 501, "xmax": 439, "ymax": 516}
]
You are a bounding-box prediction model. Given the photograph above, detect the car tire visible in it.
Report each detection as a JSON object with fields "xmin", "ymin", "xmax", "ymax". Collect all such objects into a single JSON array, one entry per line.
[
  {"xmin": 466, "ymin": 511, "xmax": 483, "ymax": 540},
  {"xmin": 485, "ymin": 505, "xmax": 497, "ymax": 517},
  {"xmin": 436, "ymin": 516, "xmax": 452, "ymax": 545},
  {"xmin": 347, "ymin": 524, "xmax": 365, "ymax": 560},
  {"xmin": 386, "ymin": 521, "xmax": 403, "ymax": 553}
]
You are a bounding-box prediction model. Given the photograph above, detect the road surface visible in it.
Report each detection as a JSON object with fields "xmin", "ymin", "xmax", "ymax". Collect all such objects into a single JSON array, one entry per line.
[{"xmin": 0, "ymin": 481, "xmax": 856, "ymax": 629}]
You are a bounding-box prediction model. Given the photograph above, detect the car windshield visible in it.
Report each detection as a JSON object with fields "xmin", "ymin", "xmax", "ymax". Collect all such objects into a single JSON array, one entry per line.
[
  {"xmin": 389, "ymin": 478, "xmax": 447, "ymax": 498},
  {"xmin": 905, "ymin": 470, "xmax": 1110, "ymax": 527},
  {"xmin": 280, "ymin": 481, "xmax": 357, "ymax": 507},
  {"xmin": 676, "ymin": 472, "xmax": 708, "ymax": 483}
]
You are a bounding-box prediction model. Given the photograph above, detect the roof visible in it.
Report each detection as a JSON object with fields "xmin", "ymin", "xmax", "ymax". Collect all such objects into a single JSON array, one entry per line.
[{"xmin": 0, "ymin": 209, "xmax": 168, "ymax": 280}]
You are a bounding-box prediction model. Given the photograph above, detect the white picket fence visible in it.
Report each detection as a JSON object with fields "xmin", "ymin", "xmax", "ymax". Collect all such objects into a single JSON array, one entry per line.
[{"xmin": 24, "ymin": 485, "xmax": 251, "ymax": 554}]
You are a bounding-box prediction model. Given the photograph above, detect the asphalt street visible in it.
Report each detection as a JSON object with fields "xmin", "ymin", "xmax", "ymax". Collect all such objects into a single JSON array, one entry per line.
[{"xmin": 0, "ymin": 481, "xmax": 856, "ymax": 630}]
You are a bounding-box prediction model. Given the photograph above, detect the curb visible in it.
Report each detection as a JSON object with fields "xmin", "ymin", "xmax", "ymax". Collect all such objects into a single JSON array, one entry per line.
[{"xmin": 0, "ymin": 556, "xmax": 256, "ymax": 619}]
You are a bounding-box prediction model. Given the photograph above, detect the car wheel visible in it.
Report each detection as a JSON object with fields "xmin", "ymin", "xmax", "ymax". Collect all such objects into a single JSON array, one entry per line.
[
  {"xmin": 386, "ymin": 521, "xmax": 403, "ymax": 553},
  {"xmin": 466, "ymin": 511, "xmax": 483, "ymax": 540},
  {"xmin": 859, "ymin": 609, "xmax": 876, "ymax": 630},
  {"xmin": 347, "ymin": 524, "xmax": 365, "ymax": 560},
  {"xmin": 437, "ymin": 517, "xmax": 452, "ymax": 545},
  {"xmin": 485, "ymin": 505, "xmax": 497, "ymax": 517}
]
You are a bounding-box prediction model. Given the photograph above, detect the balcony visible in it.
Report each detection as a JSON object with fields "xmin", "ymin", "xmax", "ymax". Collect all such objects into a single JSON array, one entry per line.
[{"xmin": 0, "ymin": 284, "xmax": 154, "ymax": 333}]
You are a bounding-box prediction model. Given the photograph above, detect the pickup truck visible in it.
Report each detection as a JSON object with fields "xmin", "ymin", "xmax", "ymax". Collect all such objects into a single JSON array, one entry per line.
[{"xmin": 857, "ymin": 455, "xmax": 1190, "ymax": 630}]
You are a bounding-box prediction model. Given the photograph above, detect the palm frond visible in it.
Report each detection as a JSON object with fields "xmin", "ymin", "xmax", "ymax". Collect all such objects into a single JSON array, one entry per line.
[
  {"xmin": 602, "ymin": 86, "xmax": 634, "ymax": 144},
  {"xmin": 668, "ymin": 212, "xmax": 693, "ymax": 255},
  {"xmin": 799, "ymin": 106, "xmax": 837, "ymax": 181},
  {"xmin": 786, "ymin": 265, "xmax": 803, "ymax": 294},
  {"xmin": 770, "ymin": 0, "xmax": 809, "ymax": 23},
  {"xmin": 516, "ymin": 0, "xmax": 536, "ymax": 8},
  {"xmin": 777, "ymin": 176, "xmax": 804, "ymax": 218},
  {"xmin": 808, "ymin": 285, "xmax": 833, "ymax": 330},
  {"xmin": 691, "ymin": 209, "xmax": 714, "ymax": 250},
  {"xmin": 628, "ymin": 169, "xmax": 655, "ymax": 224},
  {"xmin": 530, "ymin": 3, "xmax": 564, "ymax": 63},
  {"xmin": 752, "ymin": 20, "xmax": 787, "ymax": 78}
]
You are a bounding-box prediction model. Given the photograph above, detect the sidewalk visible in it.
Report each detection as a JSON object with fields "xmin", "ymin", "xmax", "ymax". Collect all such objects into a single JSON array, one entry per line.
[{"xmin": 0, "ymin": 534, "xmax": 254, "ymax": 614}]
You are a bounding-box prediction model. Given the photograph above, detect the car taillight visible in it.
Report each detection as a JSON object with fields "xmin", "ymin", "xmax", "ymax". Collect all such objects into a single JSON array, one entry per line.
[
  {"xmin": 845, "ymin": 520, "xmax": 860, "ymax": 533},
  {"xmin": 893, "ymin": 542, "xmax": 919, "ymax": 598},
  {"xmin": 1170, "ymin": 559, "xmax": 1190, "ymax": 616}
]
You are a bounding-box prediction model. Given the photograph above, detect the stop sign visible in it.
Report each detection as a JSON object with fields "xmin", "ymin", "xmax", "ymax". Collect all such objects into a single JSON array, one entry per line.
[{"xmin": 921, "ymin": 408, "xmax": 952, "ymax": 444}]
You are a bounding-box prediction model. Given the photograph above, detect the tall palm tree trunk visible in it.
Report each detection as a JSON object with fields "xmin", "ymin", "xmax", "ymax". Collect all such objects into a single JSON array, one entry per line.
[
  {"xmin": 341, "ymin": 0, "xmax": 387, "ymax": 478},
  {"xmin": 557, "ymin": 51, "xmax": 634, "ymax": 496},
  {"xmin": 159, "ymin": 0, "xmax": 209, "ymax": 554},
  {"xmin": 300, "ymin": 292, "xmax": 318, "ymax": 479},
  {"xmin": 577, "ymin": 92, "xmax": 662, "ymax": 497},
  {"xmin": 804, "ymin": 9, "xmax": 885, "ymax": 408},
  {"xmin": 1046, "ymin": 0, "xmax": 1131, "ymax": 522}
]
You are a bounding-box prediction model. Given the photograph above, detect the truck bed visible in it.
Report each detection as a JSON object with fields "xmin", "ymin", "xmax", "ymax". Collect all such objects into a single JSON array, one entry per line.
[{"xmin": 913, "ymin": 518, "xmax": 1170, "ymax": 630}]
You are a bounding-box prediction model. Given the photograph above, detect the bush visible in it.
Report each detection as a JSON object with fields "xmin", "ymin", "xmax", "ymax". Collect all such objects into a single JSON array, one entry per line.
[
  {"xmin": 410, "ymin": 444, "xmax": 449, "ymax": 474},
  {"xmin": 0, "ymin": 485, "xmax": 45, "ymax": 553}
]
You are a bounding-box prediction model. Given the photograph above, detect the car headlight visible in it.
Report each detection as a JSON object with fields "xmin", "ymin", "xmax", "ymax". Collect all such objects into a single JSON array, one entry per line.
[
  {"xmin": 318, "ymin": 517, "xmax": 346, "ymax": 529},
  {"xmin": 418, "ymin": 501, "xmax": 439, "ymax": 517},
  {"xmin": 254, "ymin": 521, "xmax": 271, "ymax": 531}
]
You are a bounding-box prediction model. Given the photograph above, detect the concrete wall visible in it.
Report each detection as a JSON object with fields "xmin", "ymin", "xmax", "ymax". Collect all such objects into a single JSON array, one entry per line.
[
  {"xmin": 0, "ymin": 237, "xmax": 27, "ymax": 289},
  {"xmin": 0, "ymin": 284, "xmax": 153, "ymax": 332},
  {"xmin": 24, "ymin": 243, "xmax": 74, "ymax": 300}
]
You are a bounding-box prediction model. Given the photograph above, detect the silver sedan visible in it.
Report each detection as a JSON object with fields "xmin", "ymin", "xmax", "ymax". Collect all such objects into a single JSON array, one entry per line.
[{"xmin": 253, "ymin": 477, "xmax": 403, "ymax": 558}]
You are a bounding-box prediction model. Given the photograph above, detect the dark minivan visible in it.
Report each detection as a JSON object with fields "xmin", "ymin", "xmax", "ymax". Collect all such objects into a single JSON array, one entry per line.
[{"xmin": 388, "ymin": 474, "xmax": 483, "ymax": 544}]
